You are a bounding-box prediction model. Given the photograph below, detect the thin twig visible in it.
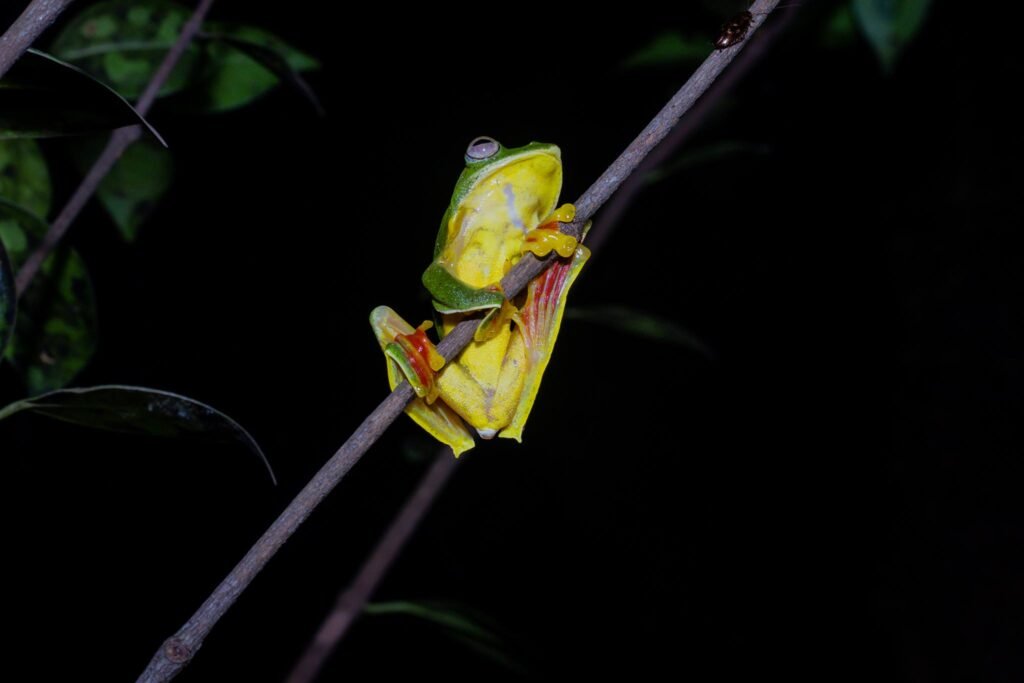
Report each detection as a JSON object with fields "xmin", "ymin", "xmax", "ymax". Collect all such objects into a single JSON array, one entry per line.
[
  {"xmin": 283, "ymin": 11, "xmax": 799, "ymax": 680},
  {"xmin": 13, "ymin": 0, "xmax": 216, "ymax": 297},
  {"xmin": 587, "ymin": 3, "xmax": 797, "ymax": 253},
  {"xmin": 0, "ymin": 0, "xmax": 74, "ymax": 79},
  {"xmin": 135, "ymin": 2, "xmax": 780, "ymax": 681},
  {"xmin": 285, "ymin": 450, "xmax": 458, "ymax": 683}
]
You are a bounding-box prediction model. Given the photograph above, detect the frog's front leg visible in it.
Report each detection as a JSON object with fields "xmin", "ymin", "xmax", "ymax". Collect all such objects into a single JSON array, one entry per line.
[
  {"xmin": 524, "ymin": 204, "xmax": 581, "ymax": 259},
  {"xmin": 370, "ymin": 306, "xmax": 476, "ymax": 456}
]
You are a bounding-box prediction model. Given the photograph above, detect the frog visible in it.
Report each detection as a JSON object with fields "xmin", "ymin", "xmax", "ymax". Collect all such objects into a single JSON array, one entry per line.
[{"xmin": 370, "ymin": 136, "xmax": 590, "ymax": 456}]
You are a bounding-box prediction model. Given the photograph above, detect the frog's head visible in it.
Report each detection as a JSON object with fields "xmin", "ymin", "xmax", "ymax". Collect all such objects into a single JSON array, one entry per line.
[
  {"xmin": 456, "ymin": 136, "xmax": 561, "ymax": 191},
  {"xmin": 436, "ymin": 137, "xmax": 563, "ymax": 259}
]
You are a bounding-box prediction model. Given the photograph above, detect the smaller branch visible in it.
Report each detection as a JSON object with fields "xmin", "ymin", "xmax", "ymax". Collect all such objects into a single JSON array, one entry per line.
[
  {"xmin": 0, "ymin": 0, "xmax": 74, "ymax": 79},
  {"xmin": 285, "ymin": 450, "xmax": 458, "ymax": 683},
  {"xmin": 14, "ymin": 0, "xmax": 216, "ymax": 297}
]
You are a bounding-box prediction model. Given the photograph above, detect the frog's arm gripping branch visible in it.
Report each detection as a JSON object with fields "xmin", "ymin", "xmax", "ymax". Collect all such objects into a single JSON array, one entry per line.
[{"xmin": 133, "ymin": 2, "xmax": 781, "ymax": 681}]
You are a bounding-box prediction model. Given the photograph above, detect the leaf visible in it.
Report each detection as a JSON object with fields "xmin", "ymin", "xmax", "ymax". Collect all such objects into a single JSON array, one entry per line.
[
  {"xmin": 566, "ymin": 305, "xmax": 714, "ymax": 358},
  {"xmin": 0, "ymin": 49, "xmax": 164, "ymax": 143},
  {"xmin": 189, "ymin": 24, "xmax": 320, "ymax": 112},
  {"xmin": 621, "ymin": 31, "xmax": 709, "ymax": 70},
  {"xmin": 73, "ymin": 136, "xmax": 173, "ymax": 241},
  {"xmin": 200, "ymin": 32, "xmax": 324, "ymax": 116},
  {"xmin": 821, "ymin": 4, "xmax": 858, "ymax": 48},
  {"xmin": 49, "ymin": 3, "xmax": 321, "ymax": 114},
  {"xmin": 0, "ymin": 200, "xmax": 98, "ymax": 394},
  {"xmin": 50, "ymin": 0, "xmax": 199, "ymax": 99},
  {"xmin": 0, "ymin": 139, "xmax": 52, "ymax": 217},
  {"xmin": 0, "ymin": 198, "xmax": 40, "ymax": 266},
  {"xmin": 365, "ymin": 601, "xmax": 523, "ymax": 673},
  {"xmin": 6, "ymin": 248, "xmax": 97, "ymax": 395},
  {"xmin": 644, "ymin": 141, "xmax": 770, "ymax": 184},
  {"xmin": 0, "ymin": 240, "xmax": 13, "ymax": 358},
  {"xmin": 852, "ymin": 0, "xmax": 932, "ymax": 71},
  {"xmin": 0, "ymin": 385, "xmax": 276, "ymax": 484}
]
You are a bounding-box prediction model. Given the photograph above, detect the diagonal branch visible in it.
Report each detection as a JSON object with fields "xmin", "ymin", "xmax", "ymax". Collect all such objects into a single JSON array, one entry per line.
[
  {"xmin": 0, "ymin": 0, "xmax": 74, "ymax": 79},
  {"xmin": 13, "ymin": 0, "xmax": 217, "ymax": 297},
  {"xmin": 283, "ymin": 9, "xmax": 799, "ymax": 682},
  {"xmin": 135, "ymin": 2, "xmax": 780, "ymax": 681}
]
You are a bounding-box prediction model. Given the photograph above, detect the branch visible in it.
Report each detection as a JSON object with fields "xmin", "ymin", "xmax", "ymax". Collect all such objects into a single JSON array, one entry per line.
[
  {"xmin": 285, "ymin": 450, "xmax": 458, "ymax": 683},
  {"xmin": 586, "ymin": 3, "xmax": 797, "ymax": 253},
  {"xmin": 0, "ymin": 0, "xmax": 74, "ymax": 79},
  {"xmin": 282, "ymin": 8, "xmax": 800, "ymax": 682},
  {"xmin": 135, "ymin": 2, "xmax": 781, "ymax": 681},
  {"xmin": 13, "ymin": 0, "xmax": 217, "ymax": 297}
]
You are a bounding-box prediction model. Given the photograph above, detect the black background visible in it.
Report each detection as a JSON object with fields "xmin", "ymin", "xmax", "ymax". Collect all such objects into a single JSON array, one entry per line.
[{"xmin": 2, "ymin": 1, "xmax": 1022, "ymax": 681}]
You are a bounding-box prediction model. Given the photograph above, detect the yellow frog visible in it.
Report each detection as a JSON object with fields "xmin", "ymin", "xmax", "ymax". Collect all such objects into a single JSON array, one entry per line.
[{"xmin": 371, "ymin": 137, "xmax": 589, "ymax": 455}]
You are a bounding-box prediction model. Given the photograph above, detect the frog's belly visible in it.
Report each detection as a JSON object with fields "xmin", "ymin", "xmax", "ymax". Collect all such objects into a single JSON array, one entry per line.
[
  {"xmin": 451, "ymin": 223, "xmax": 525, "ymax": 289},
  {"xmin": 436, "ymin": 317, "xmax": 526, "ymax": 437}
]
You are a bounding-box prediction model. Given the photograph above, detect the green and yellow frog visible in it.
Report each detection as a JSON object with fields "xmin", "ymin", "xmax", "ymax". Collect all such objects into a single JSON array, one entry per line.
[{"xmin": 371, "ymin": 137, "xmax": 589, "ymax": 456}]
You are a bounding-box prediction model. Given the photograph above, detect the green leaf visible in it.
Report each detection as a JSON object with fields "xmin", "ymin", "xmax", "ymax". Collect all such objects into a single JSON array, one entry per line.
[
  {"xmin": 852, "ymin": 0, "xmax": 932, "ymax": 71},
  {"xmin": 0, "ymin": 49, "xmax": 164, "ymax": 143},
  {"xmin": 199, "ymin": 31, "xmax": 324, "ymax": 115},
  {"xmin": 0, "ymin": 198, "xmax": 38, "ymax": 266},
  {"xmin": 73, "ymin": 136, "xmax": 173, "ymax": 241},
  {"xmin": 0, "ymin": 200, "xmax": 98, "ymax": 394},
  {"xmin": 50, "ymin": 0, "xmax": 198, "ymax": 99},
  {"xmin": 0, "ymin": 140, "xmax": 52, "ymax": 217},
  {"xmin": 190, "ymin": 24, "xmax": 319, "ymax": 112},
  {"xmin": 644, "ymin": 141, "xmax": 769, "ymax": 184},
  {"xmin": 621, "ymin": 31, "xmax": 708, "ymax": 70},
  {"xmin": 567, "ymin": 305, "xmax": 714, "ymax": 358},
  {"xmin": 821, "ymin": 4, "xmax": 858, "ymax": 48},
  {"xmin": 0, "ymin": 240, "xmax": 13, "ymax": 358},
  {"xmin": 365, "ymin": 601, "xmax": 523, "ymax": 673},
  {"xmin": 0, "ymin": 385, "xmax": 276, "ymax": 484}
]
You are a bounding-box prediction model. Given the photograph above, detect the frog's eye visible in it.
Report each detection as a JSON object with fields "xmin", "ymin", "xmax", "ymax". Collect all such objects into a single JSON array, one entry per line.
[{"xmin": 466, "ymin": 136, "xmax": 500, "ymax": 160}]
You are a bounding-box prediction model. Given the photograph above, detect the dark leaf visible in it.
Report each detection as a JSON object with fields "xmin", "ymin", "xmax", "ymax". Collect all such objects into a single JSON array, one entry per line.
[
  {"xmin": 200, "ymin": 32, "xmax": 324, "ymax": 115},
  {"xmin": 852, "ymin": 0, "xmax": 931, "ymax": 71},
  {"xmin": 621, "ymin": 31, "xmax": 708, "ymax": 70},
  {"xmin": 188, "ymin": 24, "xmax": 319, "ymax": 112},
  {"xmin": 73, "ymin": 136, "xmax": 173, "ymax": 241},
  {"xmin": 49, "ymin": 0, "xmax": 198, "ymax": 99},
  {"xmin": 0, "ymin": 198, "xmax": 39, "ymax": 266},
  {"xmin": 645, "ymin": 141, "xmax": 770, "ymax": 184},
  {"xmin": 0, "ymin": 240, "xmax": 13, "ymax": 357},
  {"xmin": 0, "ymin": 139, "xmax": 52, "ymax": 217},
  {"xmin": 365, "ymin": 601, "xmax": 523, "ymax": 673},
  {"xmin": 821, "ymin": 4, "xmax": 858, "ymax": 48},
  {"xmin": 0, "ymin": 200, "xmax": 98, "ymax": 394},
  {"xmin": 0, "ymin": 49, "xmax": 164, "ymax": 143},
  {"xmin": 0, "ymin": 385, "xmax": 276, "ymax": 483},
  {"xmin": 567, "ymin": 305, "xmax": 714, "ymax": 358}
]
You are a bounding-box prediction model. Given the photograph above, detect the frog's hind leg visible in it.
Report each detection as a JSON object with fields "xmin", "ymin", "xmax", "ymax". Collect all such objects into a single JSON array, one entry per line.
[
  {"xmin": 498, "ymin": 245, "xmax": 590, "ymax": 442},
  {"xmin": 370, "ymin": 306, "xmax": 476, "ymax": 456}
]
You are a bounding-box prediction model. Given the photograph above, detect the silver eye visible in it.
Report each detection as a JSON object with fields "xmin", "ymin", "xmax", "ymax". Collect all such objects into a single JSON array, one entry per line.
[{"xmin": 466, "ymin": 136, "xmax": 499, "ymax": 160}]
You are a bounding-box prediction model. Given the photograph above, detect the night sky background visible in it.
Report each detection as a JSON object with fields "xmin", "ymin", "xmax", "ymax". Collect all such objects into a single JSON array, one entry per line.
[{"xmin": 2, "ymin": 1, "xmax": 1022, "ymax": 681}]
